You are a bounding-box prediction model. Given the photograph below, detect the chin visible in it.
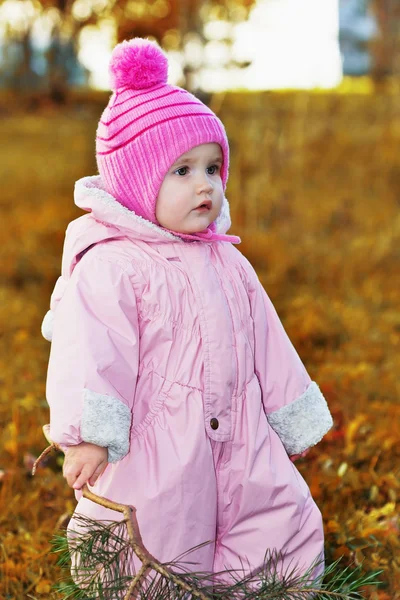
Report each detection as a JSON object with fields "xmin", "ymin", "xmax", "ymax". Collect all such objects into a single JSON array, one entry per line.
[
  {"xmin": 177, "ymin": 227, "xmax": 207, "ymax": 234},
  {"xmin": 176, "ymin": 219, "xmax": 215, "ymax": 234},
  {"xmin": 190, "ymin": 223, "xmax": 214, "ymax": 234}
]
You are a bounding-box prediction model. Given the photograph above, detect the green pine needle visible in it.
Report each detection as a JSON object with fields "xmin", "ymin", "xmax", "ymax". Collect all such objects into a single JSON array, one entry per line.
[{"xmin": 51, "ymin": 513, "xmax": 383, "ymax": 599}]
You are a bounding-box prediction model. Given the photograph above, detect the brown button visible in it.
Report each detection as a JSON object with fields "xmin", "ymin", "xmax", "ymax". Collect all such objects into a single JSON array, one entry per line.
[{"xmin": 210, "ymin": 418, "xmax": 219, "ymax": 430}]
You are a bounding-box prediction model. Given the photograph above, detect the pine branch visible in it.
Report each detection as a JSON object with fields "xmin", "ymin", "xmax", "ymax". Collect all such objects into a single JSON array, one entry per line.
[
  {"xmin": 52, "ymin": 511, "xmax": 382, "ymax": 600},
  {"xmin": 34, "ymin": 438, "xmax": 383, "ymax": 600}
]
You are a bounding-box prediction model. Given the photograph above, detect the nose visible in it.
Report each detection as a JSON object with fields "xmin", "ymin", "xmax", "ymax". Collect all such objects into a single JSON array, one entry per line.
[{"xmin": 196, "ymin": 173, "xmax": 213, "ymax": 195}]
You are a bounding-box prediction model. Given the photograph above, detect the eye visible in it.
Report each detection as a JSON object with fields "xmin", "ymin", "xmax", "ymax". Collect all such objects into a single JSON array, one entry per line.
[
  {"xmin": 207, "ymin": 164, "xmax": 220, "ymax": 175},
  {"xmin": 175, "ymin": 166, "xmax": 188, "ymax": 176}
]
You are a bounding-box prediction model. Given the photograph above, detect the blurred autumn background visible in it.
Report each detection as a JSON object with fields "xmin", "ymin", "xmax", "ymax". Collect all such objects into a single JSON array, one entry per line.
[{"xmin": 0, "ymin": 0, "xmax": 400, "ymax": 598}]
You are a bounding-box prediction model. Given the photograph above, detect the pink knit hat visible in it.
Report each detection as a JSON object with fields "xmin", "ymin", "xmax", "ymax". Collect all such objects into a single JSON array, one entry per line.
[{"xmin": 96, "ymin": 38, "xmax": 230, "ymax": 226}]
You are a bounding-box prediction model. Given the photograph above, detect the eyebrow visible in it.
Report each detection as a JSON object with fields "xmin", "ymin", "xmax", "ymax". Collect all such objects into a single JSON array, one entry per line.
[{"xmin": 172, "ymin": 155, "xmax": 223, "ymax": 167}]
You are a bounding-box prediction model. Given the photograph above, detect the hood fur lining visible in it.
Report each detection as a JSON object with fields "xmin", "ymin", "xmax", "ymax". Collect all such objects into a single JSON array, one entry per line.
[
  {"xmin": 74, "ymin": 175, "xmax": 232, "ymax": 242},
  {"xmin": 75, "ymin": 176, "xmax": 182, "ymax": 241}
]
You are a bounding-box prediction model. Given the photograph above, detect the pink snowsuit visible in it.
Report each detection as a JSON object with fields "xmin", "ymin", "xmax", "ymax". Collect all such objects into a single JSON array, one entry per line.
[{"xmin": 42, "ymin": 176, "xmax": 333, "ymax": 581}]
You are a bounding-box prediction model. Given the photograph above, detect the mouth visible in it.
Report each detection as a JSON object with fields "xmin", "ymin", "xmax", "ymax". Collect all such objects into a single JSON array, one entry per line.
[{"xmin": 194, "ymin": 199, "xmax": 212, "ymax": 211}]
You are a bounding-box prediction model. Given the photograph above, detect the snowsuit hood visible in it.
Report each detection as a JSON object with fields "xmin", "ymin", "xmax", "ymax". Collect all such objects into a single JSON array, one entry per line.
[
  {"xmin": 42, "ymin": 175, "xmax": 238, "ymax": 340},
  {"xmin": 66, "ymin": 174, "xmax": 237, "ymax": 273}
]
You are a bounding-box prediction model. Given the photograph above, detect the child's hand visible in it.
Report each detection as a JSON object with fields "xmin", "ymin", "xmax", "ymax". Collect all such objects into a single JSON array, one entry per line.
[
  {"xmin": 290, "ymin": 449, "xmax": 310, "ymax": 463},
  {"xmin": 63, "ymin": 442, "xmax": 108, "ymax": 490}
]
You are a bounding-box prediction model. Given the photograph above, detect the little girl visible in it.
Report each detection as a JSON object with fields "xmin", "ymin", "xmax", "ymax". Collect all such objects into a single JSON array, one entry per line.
[{"xmin": 42, "ymin": 38, "xmax": 333, "ymax": 585}]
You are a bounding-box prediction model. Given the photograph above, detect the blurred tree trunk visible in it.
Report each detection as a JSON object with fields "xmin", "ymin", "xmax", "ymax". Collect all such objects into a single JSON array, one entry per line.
[
  {"xmin": 370, "ymin": 0, "xmax": 400, "ymax": 80},
  {"xmin": 178, "ymin": 0, "xmax": 202, "ymax": 90}
]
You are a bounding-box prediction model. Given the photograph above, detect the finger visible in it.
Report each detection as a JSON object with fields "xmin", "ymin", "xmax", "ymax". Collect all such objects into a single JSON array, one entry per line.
[
  {"xmin": 65, "ymin": 469, "xmax": 81, "ymax": 488},
  {"xmin": 62, "ymin": 452, "xmax": 78, "ymax": 475},
  {"xmin": 73, "ymin": 464, "xmax": 94, "ymax": 490},
  {"xmin": 63, "ymin": 460, "xmax": 81, "ymax": 488},
  {"xmin": 88, "ymin": 461, "xmax": 107, "ymax": 487}
]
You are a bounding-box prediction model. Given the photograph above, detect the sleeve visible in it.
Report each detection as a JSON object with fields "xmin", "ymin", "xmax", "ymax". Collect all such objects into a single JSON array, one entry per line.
[
  {"xmin": 45, "ymin": 252, "xmax": 139, "ymax": 463},
  {"xmin": 249, "ymin": 273, "xmax": 333, "ymax": 455}
]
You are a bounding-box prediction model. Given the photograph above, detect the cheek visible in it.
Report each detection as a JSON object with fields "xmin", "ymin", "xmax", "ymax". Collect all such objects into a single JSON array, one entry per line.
[
  {"xmin": 156, "ymin": 183, "xmax": 173, "ymax": 217},
  {"xmin": 155, "ymin": 189, "xmax": 185, "ymax": 227},
  {"xmin": 155, "ymin": 196, "xmax": 171, "ymax": 226},
  {"xmin": 214, "ymin": 176, "xmax": 223, "ymax": 193},
  {"xmin": 215, "ymin": 184, "xmax": 224, "ymax": 208},
  {"xmin": 155, "ymin": 195, "xmax": 164, "ymax": 220}
]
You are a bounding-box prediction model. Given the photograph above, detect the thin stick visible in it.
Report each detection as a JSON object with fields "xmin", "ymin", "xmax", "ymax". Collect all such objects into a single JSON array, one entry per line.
[
  {"xmin": 123, "ymin": 563, "xmax": 149, "ymax": 600},
  {"xmin": 31, "ymin": 443, "xmax": 58, "ymax": 475},
  {"xmin": 83, "ymin": 487, "xmax": 210, "ymax": 599}
]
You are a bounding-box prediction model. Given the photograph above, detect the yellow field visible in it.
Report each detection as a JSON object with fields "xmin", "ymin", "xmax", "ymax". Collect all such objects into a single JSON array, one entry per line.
[{"xmin": 0, "ymin": 91, "xmax": 399, "ymax": 599}]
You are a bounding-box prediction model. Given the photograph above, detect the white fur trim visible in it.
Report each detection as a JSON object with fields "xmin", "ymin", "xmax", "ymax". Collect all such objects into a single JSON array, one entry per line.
[
  {"xmin": 41, "ymin": 310, "xmax": 54, "ymax": 342},
  {"xmin": 75, "ymin": 177, "xmax": 182, "ymax": 241},
  {"xmin": 267, "ymin": 382, "xmax": 333, "ymax": 455},
  {"xmin": 75, "ymin": 175, "xmax": 232, "ymax": 239},
  {"xmin": 214, "ymin": 195, "xmax": 231, "ymax": 234},
  {"xmin": 81, "ymin": 388, "xmax": 132, "ymax": 463}
]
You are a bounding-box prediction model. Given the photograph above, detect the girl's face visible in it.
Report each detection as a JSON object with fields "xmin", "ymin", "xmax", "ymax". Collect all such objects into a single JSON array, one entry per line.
[{"xmin": 155, "ymin": 143, "xmax": 224, "ymax": 234}]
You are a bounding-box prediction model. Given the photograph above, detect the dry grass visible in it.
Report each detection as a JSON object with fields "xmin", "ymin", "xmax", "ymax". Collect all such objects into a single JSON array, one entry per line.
[{"xmin": 0, "ymin": 90, "xmax": 399, "ymax": 599}]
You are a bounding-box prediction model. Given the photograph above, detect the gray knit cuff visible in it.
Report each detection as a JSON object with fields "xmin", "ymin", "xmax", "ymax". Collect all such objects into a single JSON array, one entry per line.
[
  {"xmin": 81, "ymin": 389, "xmax": 132, "ymax": 463},
  {"xmin": 267, "ymin": 382, "xmax": 333, "ymax": 455}
]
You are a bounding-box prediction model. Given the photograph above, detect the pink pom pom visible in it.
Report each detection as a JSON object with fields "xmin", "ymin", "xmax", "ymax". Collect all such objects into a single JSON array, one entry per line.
[{"xmin": 109, "ymin": 38, "xmax": 168, "ymax": 91}]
